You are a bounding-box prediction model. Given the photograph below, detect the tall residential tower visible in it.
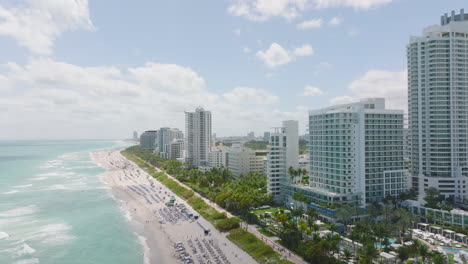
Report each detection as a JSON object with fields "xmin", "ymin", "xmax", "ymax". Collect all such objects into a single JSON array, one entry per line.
[
  {"xmin": 408, "ymin": 9, "xmax": 468, "ymax": 203},
  {"xmin": 267, "ymin": 120, "xmax": 299, "ymax": 201},
  {"xmin": 185, "ymin": 107, "xmax": 212, "ymax": 168}
]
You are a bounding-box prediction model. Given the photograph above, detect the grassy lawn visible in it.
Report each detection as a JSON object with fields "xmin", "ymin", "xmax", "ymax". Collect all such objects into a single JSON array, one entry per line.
[
  {"xmin": 251, "ymin": 206, "xmax": 283, "ymax": 217},
  {"xmin": 227, "ymin": 228, "xmax": 293, "ymax": 264},
  {"xmin": 258, "ymin": 228, "xmax": 276, "ymax": 237}
]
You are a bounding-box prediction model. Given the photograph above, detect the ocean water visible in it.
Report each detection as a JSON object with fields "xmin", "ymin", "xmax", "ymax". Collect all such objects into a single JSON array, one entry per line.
[{"xmin": 0, "ymin": 140, "xmax": 143, "ymax": 264}]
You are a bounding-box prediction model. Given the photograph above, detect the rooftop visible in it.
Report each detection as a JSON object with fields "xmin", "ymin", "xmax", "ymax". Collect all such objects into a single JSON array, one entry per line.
[{"xmin": 441, "ymin": 9, "xmax": 468, "ymax": 25}]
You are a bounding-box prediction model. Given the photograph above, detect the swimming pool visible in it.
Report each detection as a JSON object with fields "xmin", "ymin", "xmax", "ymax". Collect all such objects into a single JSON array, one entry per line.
[
  {"xmin": 442, "ymin": 247, "xmax": 468, "ymax": 253},
  {"xmin": 375, "ymin": 238, "xmax": 397, "ymax": 248}
]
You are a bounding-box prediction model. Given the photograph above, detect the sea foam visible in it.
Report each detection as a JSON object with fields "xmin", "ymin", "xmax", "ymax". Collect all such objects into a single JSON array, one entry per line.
[
  {"xmin": 38, "ymin": 224, "xmax": 75, "ymax": 245},
  {"xmin": 2, "ymin": 190, "xmax": 20, "ymax": 194},
  {"xmin": 0, "ymin": 205, "xmax": 39, "ymax": 217},
  {"xmin": 0, "ymin": 231, "xmax": 9, "ymax": 239},
  {"xmin": 137, "ymin": 235, "xmax": 150, "ymax": 264},
  {"xmin": 15, "ymin": 259, "xmax": 40, "ymax": 264},
  {"xmin": 14, "ymin": 184, "xmax": 33, "ymax": 188},
  {"xmin": 13, "ymin": 243, "xmax": 36, "ymax": 257},
  {"xmin": 29, "ymin": 177, "xmax": 48, "ymax": 181}
]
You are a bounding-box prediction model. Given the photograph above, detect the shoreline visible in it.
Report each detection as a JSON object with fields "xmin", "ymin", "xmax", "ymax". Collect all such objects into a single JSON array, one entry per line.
[
  {"xmin": 91, "ymin": 150, "xmax": 175, "ymax": 264},
  {"xmin": 91, "ymin": 149, "xmax": 256, "ymax": 264}
]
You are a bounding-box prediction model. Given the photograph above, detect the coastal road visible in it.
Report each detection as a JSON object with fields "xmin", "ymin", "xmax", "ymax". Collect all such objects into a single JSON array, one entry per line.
[{"xmin": 133, "ymin": 154, "xmax": 307, "ymax": 264}]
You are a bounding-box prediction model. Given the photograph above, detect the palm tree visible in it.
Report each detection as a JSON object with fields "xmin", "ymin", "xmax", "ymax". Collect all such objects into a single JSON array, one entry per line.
[
  {"xmin": 430, "ymin": 251, "xmax": 448, "ymax": 264},
  {"xmin": 382, "ymin": 203, "xmax": 393, "ymax": 223},
  {"xmin": 309, "ymin": 223, "xmax": 318, "ymax": 233},
  {"xmin": 367, "ymin": 202, "xmax": 381, "ymax": 219},
  {"xmin": 298, "ymin": 219, "xmax": 308, "ymax": 234},
  {"xmin": 335, "ymin": 205, "xmax": 353, "ymax": 232},
  {"xmin": 396, "ymin": 246, "xmax": 409, "ymax": 263},
  {"xmin": 306, "ymin": 207, "xmax": 318, "ymax": 220},
  {"xmin": 426, "ymin": 210, "xmax": 434, "ymax": 224},
  {"xmin": 288, "ymin": 166, "xmax": 296, "ymax": 184},
  {"xmin": 342, "ymin": 248, "xmax": 353, "ymax": 263},
  {"xmin": 417, "ymin": 242, "xmax": 429, "ymax": 263},
  {"xmin": 299, "ymin": 168, "xmax": 308, "ymax": 184},
  {"xmin": 359, "ymin": 243, "xmax": 379, "ymax": 264}
]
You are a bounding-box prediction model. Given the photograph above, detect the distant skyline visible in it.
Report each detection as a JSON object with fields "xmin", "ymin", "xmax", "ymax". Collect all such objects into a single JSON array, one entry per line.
[{"xmin": 0, "ymin": 0, "xmax": 466, "ymax": 139}]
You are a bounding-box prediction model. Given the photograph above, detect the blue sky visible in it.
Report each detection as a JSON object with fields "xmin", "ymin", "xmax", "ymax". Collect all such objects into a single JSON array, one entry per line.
[{"xmin": 0, "ymin": 0, "xmax": 466, "ymax": 139}]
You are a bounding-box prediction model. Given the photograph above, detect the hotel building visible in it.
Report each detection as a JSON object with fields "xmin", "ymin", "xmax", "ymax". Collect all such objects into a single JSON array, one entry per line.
[
  {"xmin": 283, "ymin": 99, "xmax": 406, "ymax": 207},
  {"xmin": 408, "ymin": 9, "xmax": 468, "ymax": 204}
]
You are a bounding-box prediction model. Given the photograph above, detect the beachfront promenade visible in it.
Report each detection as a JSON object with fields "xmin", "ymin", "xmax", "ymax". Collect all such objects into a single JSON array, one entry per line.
[
  {"xmin": 93, "ymin": 150, "xmax": 256, "ymax": 264},
  {"xmin": 133, "ymin": 155, "xmax": 306, "ymax": 264}
]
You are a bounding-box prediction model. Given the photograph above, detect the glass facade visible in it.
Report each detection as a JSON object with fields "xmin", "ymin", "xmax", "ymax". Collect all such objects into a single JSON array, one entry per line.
[{"xmin": 304, "ymin": 99, "xmax": 406, "ymax": 206}]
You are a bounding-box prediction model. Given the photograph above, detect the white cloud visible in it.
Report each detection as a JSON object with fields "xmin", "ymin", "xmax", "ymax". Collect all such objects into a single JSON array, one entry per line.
[
  {"xmin": 348, "ymin": 69, "xmax": 407, "ymax": 110},
  {"xmin": 296, "ymin": 18, "xmax": 323, "ymax": 29},
  {"xmin": 233, "ymin": 28, "xmax": 241, "ymax": 35},
  {"xmin": 243, "ymin": 47, "xmax": 251, "ymax": 53},
  {"xmin": 329, "ymin": 69, "xmax": 407, "ymax": 110},
  {"xmin": 256, "ymin": 43, "xmax": 293, "ymax": 68},
  {"xmin": 228, "ymin": 0, "xmax": 394, "ymax": 22},
  {"xmin": 313, "ymin": 0, "xmax": 394, "ymax": 10},
  {"xmin": 129, "ymin": 63, "xmax": 206, "ymax": 93},
  {"xmin": 0, "ymin": 75, "xmax": 10, "ymax": 91},
  {"xmin": 0, "ymin": 58, "xmax": 295, "ymax": 139},
  {"xmin": 223, "ymin": 87, "xmax": 279, "ymax": 104},
  {"xmin": 6, "ymin": 58, "xmax": 140, "ymax": 98},
  {"xmin": 300, "ymin": 86, "xmax": 324, "ymax": 96},
  {"xmin": 256, "ymin": 42, "xmax": 314, "ymax": 68},
  {"xmin": 329, "ymin": 16, "xmax": 342, "ymax": 25},
  {"xmin": 293, "ymin": 44, "xmax": 314, "ymax": 56},
  {"xmin": 329, "ymin": 95, "xmax": 357, "ymax": 105},
  {"xmin": 0, "ymin": 0, "xmax": 94, "ymax": 55},
  {"xmin": 228, "ymin": 0, "xmax": 308, "ymax": 22}
]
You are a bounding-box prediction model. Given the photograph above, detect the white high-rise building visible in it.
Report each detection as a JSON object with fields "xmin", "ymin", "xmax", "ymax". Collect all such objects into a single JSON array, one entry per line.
[
  {"xmin": 282, "ymin": 99, "xmax": 406, "ymax": 208},
  {"xmin": 185, "ymin": 107, "xmax": 212, "ymax": 168},
  {"xmin": 267, "ymin": 120, "xmax": 299, "ymax": 200},
  {"xmin": 167, "ymin": 139, "xmax": 185, "ymax": 161},
  {"xmin": 408, "ymin": 9, "xmax": 468, "ymax": 204},
  {"xmin": 208, "ymin": 148, "xmax": 226, "ymax": 169},
  {"xmin": 155, "ymin": 127, "xmax": 184, "ymax": 159},
  {"xmin": 225, "ymin": 144, "xmax": 267, "ymax": 177}
]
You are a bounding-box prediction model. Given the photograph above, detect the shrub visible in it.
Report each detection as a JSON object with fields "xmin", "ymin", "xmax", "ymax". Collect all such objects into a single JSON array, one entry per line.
[
  {"xmin": 215, "ymin": 217, "xmax": 241, "ymax": 232},
  {"xmin": 212, "ymin": 212, "xmax": 227, "ymax": 220}
]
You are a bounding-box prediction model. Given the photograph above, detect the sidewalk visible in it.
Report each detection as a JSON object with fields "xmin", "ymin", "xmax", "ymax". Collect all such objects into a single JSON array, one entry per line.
[
  {"xmin": 246, "ymin": 223, "xmax": 307, "ymax": 264},
  {"xmin": 134, "ymin": 155, "xmax": 306, "ymax": 264}
]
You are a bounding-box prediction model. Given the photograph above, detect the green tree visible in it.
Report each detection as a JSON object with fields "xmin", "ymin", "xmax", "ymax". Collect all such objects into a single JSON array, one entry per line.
[
  {"xmin": 430, "ymin": 251, "xmax": 448, "ymax": 264},
  {"xmin": 416, "ymin": 240, "xmax": 429, "ymax": 263},
  {"xmin": 289, "ymin": 166, "xmax": 297, "ymax": 184},
  {"xmin": 335, "ymin": 205, "xmax": 353, "ymax": 231},
  {"xmin": 424, "ymin": 187, "xmax": 443, "ymax": 209},
  {"xmin": 382, "ymin": 203, "xmax": 393, "ymax": 223},
  {"xmin": 396, "ymin": 246, "xmax": 409, "ymax": 263},
  {"xmin": 342, "ymin": 248, "xmax": 353, "ymax": 262},
  {"xmin": 358, "ymin": 243, "xmax": 379, "ymax": 264}
]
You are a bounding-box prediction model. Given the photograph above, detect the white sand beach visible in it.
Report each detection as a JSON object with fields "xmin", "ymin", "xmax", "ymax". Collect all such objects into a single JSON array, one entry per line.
[{"xmin": 91, "ymin": 149, "xmax": 256, "ymax": 264}]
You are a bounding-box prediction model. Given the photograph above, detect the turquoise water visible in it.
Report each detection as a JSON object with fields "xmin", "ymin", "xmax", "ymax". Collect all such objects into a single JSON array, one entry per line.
[
  {"xmin": 375, "ymin": 238, "xmax": 397, "ymax": 248},
  {"xmin": 443, "ymin": 247, "xmax": 468, "ymax": 253},
  {"xmin": 0, "ymin": 140, "xmax": 143, "ymax": 264}
]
